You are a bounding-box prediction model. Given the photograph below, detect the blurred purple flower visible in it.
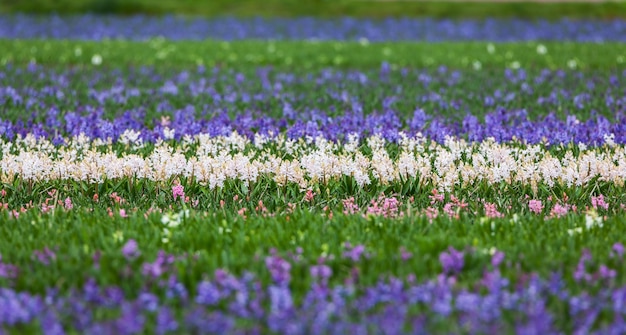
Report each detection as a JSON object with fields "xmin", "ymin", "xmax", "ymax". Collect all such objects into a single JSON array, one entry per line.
[
  {"xmin": 265, "ymin": 255, "xmax": 291, "ymax": 286},
  {"xmin": 195, "ymin": 281, "xmax": 221, "ymax": 306},
  {"xmin": 612, "ymin": 243, "xmax": 625, "ymax": 259},
  {"xmin": 156, "ymin": 307, "xmax": 178, "ymax": 335},
  {"xmin": 122, "ymin": 239, "xmax": 140, "ymax": 261},
  {"xmin": 491, "ymin": 251, "xmax": 505, "ymax": 268},
  {"xmin": 439, "ymin": 247, "xmax": 464, "ymax": 275},
  {"xmin": 343, "ymin": 243, "xmax": 366, "ymax": 262},
  {"xmin": 310, "ymin": 264, "xmax": 332, "ymax": 284}
]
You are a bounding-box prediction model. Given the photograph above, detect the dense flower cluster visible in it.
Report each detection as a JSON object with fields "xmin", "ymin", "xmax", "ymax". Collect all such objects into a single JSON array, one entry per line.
[
  {"xmin": 1, "ymin": 65, "xmax": 626, "ymax": 145},
  {"xmin": 1, "ymin": 247, "xmax": 625, "ymax": 334},
  {"xmin": 2, "ymin": 15, "xmax": 626, "ymax": 41},
  {"xmin": 2, "ymin": 133, "xmax": 626, "ymax": 192}
]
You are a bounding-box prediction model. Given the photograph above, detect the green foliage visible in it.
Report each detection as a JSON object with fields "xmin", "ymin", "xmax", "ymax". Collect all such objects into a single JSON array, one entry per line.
[
  {"xmin": 1, "ymin": 0, "xmax": 625, "ymax": 20},
  {"xmin": 2, "ymin": 40, "xmax": 624, "ymax": 71},
  {"xmin": 2, "ymin": 208, "xmax": 624, "ymax": 298}
]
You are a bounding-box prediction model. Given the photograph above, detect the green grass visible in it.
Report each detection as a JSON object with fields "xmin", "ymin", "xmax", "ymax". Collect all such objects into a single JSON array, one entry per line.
[
  {"xmin": 2, "ymin": 208, "xmax": 623, "ymax": 297},
  {"xmin": 1, "ymin": 0, "xmax": 626, "ymax": 20},
  {"xmin": 2, "ymin": 39, "xmax": 625, "ymax": 70}
]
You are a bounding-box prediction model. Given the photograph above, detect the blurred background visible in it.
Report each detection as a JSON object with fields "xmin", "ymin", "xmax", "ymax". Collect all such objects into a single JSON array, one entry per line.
[{"xmin": 1, "ymin": 0, "xmax": 625, "ymax": 20}]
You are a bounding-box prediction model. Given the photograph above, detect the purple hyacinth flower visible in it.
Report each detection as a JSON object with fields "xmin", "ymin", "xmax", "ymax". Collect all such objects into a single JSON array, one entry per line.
[{"xmin": 121, "ymin": 239, "xmax": 140, "ymax": 260}]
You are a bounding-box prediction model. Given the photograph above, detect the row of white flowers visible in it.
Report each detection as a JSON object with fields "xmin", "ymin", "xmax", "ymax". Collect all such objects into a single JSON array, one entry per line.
[{"xmin": 1, "ymin": 132, "xmax": 625, "ymax": 191}]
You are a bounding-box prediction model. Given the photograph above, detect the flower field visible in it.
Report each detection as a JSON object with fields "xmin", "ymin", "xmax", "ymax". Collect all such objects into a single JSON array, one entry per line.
[{"xmin": 2, "ymin": 12, "xmax": 626, "ymax": 335}]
